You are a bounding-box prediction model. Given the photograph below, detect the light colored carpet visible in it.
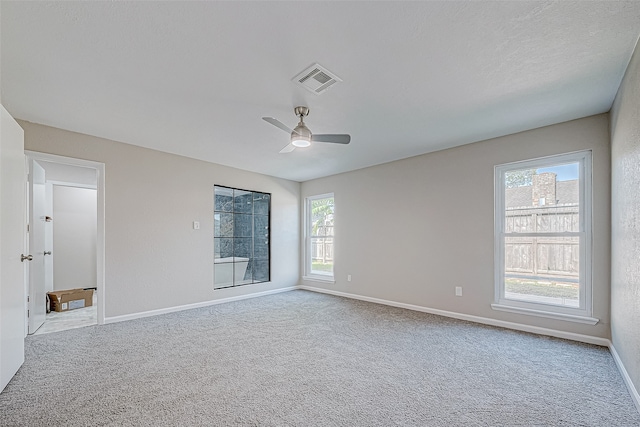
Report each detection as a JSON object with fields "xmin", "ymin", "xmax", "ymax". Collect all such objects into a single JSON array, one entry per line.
[{"xmin": 1, "ymin": 290, "xmax": 638, "ymax": 426}]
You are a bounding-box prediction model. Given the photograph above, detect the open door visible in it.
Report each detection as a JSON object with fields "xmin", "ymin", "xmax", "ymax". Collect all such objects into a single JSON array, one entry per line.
[
  {"xmin": 0, "ymin": 105, "xmax": 26, "ymax": 392},
  {"xmin": 27, "ymin": 159, "xmax": 46, "ymax": 334}
]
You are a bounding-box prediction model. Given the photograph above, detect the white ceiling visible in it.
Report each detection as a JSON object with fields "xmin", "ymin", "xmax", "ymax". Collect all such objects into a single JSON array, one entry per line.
[{"xmin": 2, "ymin": 1, "xmax": 640, "ymax": 182}]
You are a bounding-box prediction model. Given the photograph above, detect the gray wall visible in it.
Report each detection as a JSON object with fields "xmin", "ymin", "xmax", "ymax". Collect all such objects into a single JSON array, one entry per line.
[
  {"xmin": 52, "ymin": 185, "xmax": 97, "ymax": 291},
  {"xmin": 301, "ymin": 114, "xmax": 611, "ymax": 338},
  {"xmin": 610, "ymin": 39, "xmax": 640, "ymax": 396},
  {"xmin": 20, "ymin": 121, "xmax": 300, "ymax": 318}
]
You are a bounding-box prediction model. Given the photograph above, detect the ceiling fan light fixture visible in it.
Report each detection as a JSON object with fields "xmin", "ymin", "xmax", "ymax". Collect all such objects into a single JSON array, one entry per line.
[
  {"xmin": 262, "ymin": 106, "xmax": 350, "ymax": 153},
  {"xmin": 291, "ymin": 134, "xmax": 311, "ymax": 147},
  {"xmin": 291, "ymin": 119, "xmax": 312, "ymax": 147}
]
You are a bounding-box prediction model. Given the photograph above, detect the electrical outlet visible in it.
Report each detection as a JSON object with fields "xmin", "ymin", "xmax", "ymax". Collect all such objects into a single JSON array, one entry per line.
[
  {"xmin": 455, "ymin": 286, "xmax": 463, "ymax": 297},
  {"xmin": 347, "ymin": 274, "xmax": 352, "ymax": 282},
  {"xmin": 193, "ymin": 221, "xmax": 200, "ymax": 230}
]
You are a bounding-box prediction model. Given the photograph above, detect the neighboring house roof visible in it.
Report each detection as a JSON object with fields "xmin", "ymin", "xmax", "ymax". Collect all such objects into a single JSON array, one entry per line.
[
  {"xmin": 556, "ymin": 180, "xmax": 579, "ymax": 205},
  {"xmin": 505, "ymin": 186, "xmax": 533, "ymax": 209},
  {"xmin": 505, "ymin": 179, "xmax": 578, "ymax": 209}
]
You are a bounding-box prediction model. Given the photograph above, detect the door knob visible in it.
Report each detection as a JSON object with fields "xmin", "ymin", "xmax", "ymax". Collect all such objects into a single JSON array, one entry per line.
[
  {"xmin": 44, "ymin": 251, "xmax": 52, "ymax": 256},
  {"xmin": 21, "ymin": 254, "xmax": 33, "ymax": 262}
]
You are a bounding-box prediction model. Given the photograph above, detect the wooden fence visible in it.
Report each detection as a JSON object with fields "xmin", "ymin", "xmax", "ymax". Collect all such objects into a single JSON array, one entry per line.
[
  {"xmin": 505, "ymin": 206, "xmax": 579, "ymax": 280},
  {"xmin": 311, "ymin": 239, "xmax": 334, "ymax": 264},
  {"xmin": 311, "ymin": 225, "xmax": 334, "ymax": 264}
]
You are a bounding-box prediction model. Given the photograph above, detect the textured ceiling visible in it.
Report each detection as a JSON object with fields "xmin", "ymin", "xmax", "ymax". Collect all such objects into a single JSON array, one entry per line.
[{"xmin": 2, "ymin": 1, "xmax": 640, "ymax": 182}]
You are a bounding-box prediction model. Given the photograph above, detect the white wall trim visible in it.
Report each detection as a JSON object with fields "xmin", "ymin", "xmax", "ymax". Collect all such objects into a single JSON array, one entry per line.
[
  {"xmin": 609, "ymin": 343, "xmax": 640, "ymax": 414},
  {"xmin": 104, "ymin": 286, "xmax": 297, "ymax": 324},
  {"xmin": 47, "ymin": 179, "xmax": 96, "ymax": 190},
  {"xmin": 302, "ymin": 275, "xmax": 335, "ymax": 284},
  {"xmin": 298, "ymin": 285, "xmax": 609, "ymax": 346},
  {"xmin": 491, "ymin": 303, "xmax": 599, "ymax": 325},
  {"xmin": 24, "ymin": 151, "xmax": 104, "ymax": 169}
]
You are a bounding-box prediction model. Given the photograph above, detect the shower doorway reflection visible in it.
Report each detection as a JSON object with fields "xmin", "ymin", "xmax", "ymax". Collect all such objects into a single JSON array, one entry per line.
[{"xmin": 214, "ymin": 185, "xmax": 270, "ymax": 289}]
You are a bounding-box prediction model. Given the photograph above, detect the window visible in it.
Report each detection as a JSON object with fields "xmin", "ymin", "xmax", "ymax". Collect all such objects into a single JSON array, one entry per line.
[
  {"xmin": 304, "ymin": 193, "xmax": 334, "ymax": 281},
  {"xmin": 214, "ymin": 185, "xmax": 270, "ymax": 289},
  {"xmin": 493, "ymin": 151, "xmax": 596, "ymax": 324}
]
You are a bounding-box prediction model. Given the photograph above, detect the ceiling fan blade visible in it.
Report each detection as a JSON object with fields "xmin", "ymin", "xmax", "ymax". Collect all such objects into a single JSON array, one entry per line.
[
  {"xmin": 279, "ymin": 143, "xmax": 296, "ymax": 153},
  {"xmin": 262, "ymin": 117, "xmax": 295, "ymax": 134},
  {"xmin": 311, "ymin": 134, "xmax": 351, "ymax": 144}
]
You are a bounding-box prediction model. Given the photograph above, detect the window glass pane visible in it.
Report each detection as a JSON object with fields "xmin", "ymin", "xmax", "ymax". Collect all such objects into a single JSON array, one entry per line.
[
  {"xmin": 504, "ymin": 162, "xmax": 579, "ymax": 233},
  {"xmin": 253, "ymin": 236, "xmax": 269, "ymax": 260},
  {"xmin": 311, "ymin": 198, "xmax": 334, "ymax": 237},
  {"xmin": 254, "ymin": 193, "xmax": 270, "ymax": 215},
  {"xmin": 253, "ymin": 214, "xmax": 269, "ymax": 238},
  {"xmin": 214, "ymin": 212, "xmax": 233, "ymax": 237},
  {"xmin": 310, "ymin": 237, "xmax": 333, "ymax": 275},
  {"xmin": 233, "ymin": 258, "xmax": 251, "ymax": 286},
  {"xmin": 233, "ymin": 238, "xmax": 252, "ymax": 259},
  {"xmin": 252, "ymin": 259, "xmax": 270, "ymax": 283},
  {"xmin": 234, "ymin": 189, "xmax": 253, "ymax": 213},
  {"xmin": 504, "ymin": 235, "xmax": 579, "ymax": 307},
  {"xmin": 233, "ymin": 214, "xmax": 252, "ymax": 237},
  {"xmin": 214, "ymin": 261, "xmax": 233, "ymax": 288},
  {"xmin": 215, "ymin": 238, "xmax": 233, "ymax": 260},
  {"xmin": 214, "ymin": 187, "xmax": 234, "ymax": 212}
]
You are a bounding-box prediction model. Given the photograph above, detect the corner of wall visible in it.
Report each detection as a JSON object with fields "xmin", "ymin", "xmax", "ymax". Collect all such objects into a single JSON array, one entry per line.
[{"xmin": 609, "ymin": 31, "xmax": 640, "ymax": 411}]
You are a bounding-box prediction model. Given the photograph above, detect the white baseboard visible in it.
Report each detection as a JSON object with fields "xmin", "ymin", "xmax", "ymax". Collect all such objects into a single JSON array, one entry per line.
[
  {"xmin": 104, "ymin": 286, "xmax": 297, "ymax": 324},
  {"xmin": 609, "ymin": 343, "xmax": 640, "ymax": 413},
  {"xmin": 297, "ymin": 285, "xmax": 610, "ymax": 347}
]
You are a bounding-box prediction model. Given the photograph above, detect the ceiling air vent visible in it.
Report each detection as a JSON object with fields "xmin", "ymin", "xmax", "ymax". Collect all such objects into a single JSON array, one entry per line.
[{"xmin": 293, "ymin": 63, "xmax": 342, "ymax": 95}]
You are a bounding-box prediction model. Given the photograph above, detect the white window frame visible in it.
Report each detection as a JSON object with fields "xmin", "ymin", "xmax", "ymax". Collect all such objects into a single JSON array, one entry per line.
[
  {"xmin": 492, "ymin": 151, "xmax": 597, "ymax": 325},
  {"xmin": 303, "ymin": 193, "xmax": 335, "ymax": 283}
]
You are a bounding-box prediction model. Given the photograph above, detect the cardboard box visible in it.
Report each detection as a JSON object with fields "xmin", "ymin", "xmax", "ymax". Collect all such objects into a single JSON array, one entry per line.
[{"xmin": 47, "ymin": 289, "xmax": 93, "ymax": 312}]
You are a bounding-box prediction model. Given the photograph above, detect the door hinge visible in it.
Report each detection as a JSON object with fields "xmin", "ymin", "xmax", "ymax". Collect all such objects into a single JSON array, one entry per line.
[
  {"xmin": 27, "ymin": 224, "xmax": 30, "ymax": 233},
  {"xmin": 27, "ymin": 295, "xmax": 30, "ymax": 303},
  {"xmin": 27, "ymin": 310, "xmax": 29, "ymax": 318}
]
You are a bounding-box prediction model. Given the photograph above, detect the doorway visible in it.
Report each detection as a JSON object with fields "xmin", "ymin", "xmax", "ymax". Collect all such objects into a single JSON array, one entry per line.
[{"xmin": 25, "ymin": 151, "xmax": 105, "ymax": 334}]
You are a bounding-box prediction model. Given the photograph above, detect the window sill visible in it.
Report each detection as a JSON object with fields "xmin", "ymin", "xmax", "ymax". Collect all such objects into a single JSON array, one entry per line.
[
  {"xmin": 491, "ymin": 303, "xmax": 599, "ymax": 325},
  {"xmin": 302, "ymin": 275, "xmax": 335, "ymax": 284}
]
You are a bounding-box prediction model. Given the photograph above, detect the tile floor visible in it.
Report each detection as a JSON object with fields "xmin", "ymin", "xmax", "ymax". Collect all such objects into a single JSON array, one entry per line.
[{"xmin": 33, "ymin": 292, "xmax": 97, "ymax": 335}]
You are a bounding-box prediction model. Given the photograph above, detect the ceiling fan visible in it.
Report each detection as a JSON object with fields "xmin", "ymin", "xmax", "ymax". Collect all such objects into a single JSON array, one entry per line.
[{"xmin": 262, "ymin": 106, "xmax": 351, "ymax": 153}]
